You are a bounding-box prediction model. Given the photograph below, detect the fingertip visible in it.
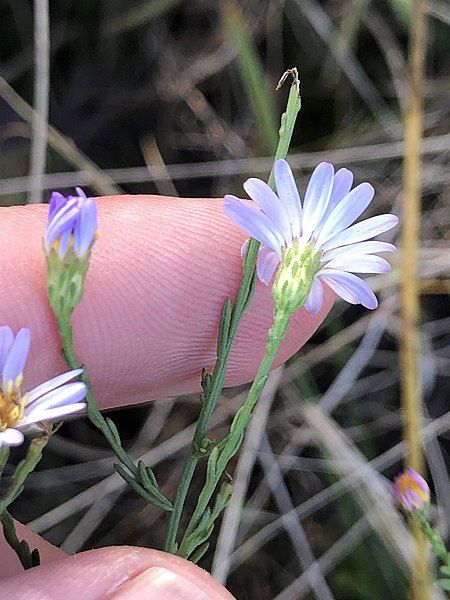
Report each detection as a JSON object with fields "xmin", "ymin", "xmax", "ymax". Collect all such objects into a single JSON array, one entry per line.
[
  {"xmin": 109, "ymin": 550, "xmax": 234, "ymax": 600},
  {"xmin": 1, "ymin": 546, "xmax": 234, "ymax": 600}
]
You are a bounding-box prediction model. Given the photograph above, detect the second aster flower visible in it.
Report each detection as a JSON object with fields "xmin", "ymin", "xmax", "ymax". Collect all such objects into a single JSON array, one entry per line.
[
  {"xmin": 224, "ymin": 160, "xmax": 398, "ymax": 315},
  {"xmin": 0, "ymin": 326, "xmax": 87, "ymax": 447}
]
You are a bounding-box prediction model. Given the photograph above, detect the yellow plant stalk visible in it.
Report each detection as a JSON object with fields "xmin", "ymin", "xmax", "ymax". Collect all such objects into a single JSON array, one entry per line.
[{"xmin": 401, "ymin": 0, "xmax": 429, "ymax": 597}]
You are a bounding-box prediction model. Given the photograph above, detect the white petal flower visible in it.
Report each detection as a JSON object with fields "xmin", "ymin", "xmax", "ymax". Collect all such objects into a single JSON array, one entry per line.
[
  {"xmin": 0, "ymin": 326, "xmax": 87, "ymax": 447},
  {"xmin": 224, "ymin": 159, "xmax": 398, "ymax": 314}
]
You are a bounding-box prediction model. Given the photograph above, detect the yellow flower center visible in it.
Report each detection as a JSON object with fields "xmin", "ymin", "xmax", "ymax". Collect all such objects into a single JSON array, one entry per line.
[
  {"xmin": 396, "ymin": 472, "xmax": 429, "ymax": 510},
  {"xmin": 51, "ymin": 235, "xmax": 74, "ymax": 254},
  {"xmin": 0, "ymin": 386, "xmax": 26, "ymax": 431}
]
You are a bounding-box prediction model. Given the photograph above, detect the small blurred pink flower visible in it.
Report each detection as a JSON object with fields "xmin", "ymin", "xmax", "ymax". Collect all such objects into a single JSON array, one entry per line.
[{"xmin": 393, "ymin": 468, "xmax": 430, "ymax": 512}]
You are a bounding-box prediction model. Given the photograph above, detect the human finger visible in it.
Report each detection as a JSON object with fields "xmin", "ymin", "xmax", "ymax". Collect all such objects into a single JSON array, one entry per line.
[
  {"xmin": 0, "ymin": 196, "xmax": 333, "ymax": 408},
  {"xmin": 0, "ymin": 545, "xmax": 234, "ymax": 599}
]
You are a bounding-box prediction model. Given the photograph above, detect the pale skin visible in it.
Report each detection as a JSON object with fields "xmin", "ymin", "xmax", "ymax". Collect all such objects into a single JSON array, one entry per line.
[{"xmin": 0, "ymin": 195, "xmax": 333, "ymax": 599}]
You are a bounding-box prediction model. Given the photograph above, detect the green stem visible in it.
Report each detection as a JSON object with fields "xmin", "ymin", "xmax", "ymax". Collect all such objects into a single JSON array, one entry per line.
[
  {"xmin": 415, "ymin": 510, "xmax": 449, "ymax": 564},
  {"xmin": 0, "ymin": 441, "xmax": 44, "ymax": 569},
  {"xmin": 164, "ymin": 240, "xmax": 258, "ymax": 552},
  {"xmin": 164, "ymin": 72, "xmax": 301, "ymax": 553},
  {"xmin": 57, "ymin": 318, "xmax": 137, "ymax": 475},
  {"xmin": 1, "ymin": 510, "xmax": 40, "ymax": 569},
  {"xmin": 178, "ymin": 310, "xmax": 289, "ymax": 555},
  {"xmin": 0, "ymin": 435, "xmax": 49, "ymax": 516},
  {"xmin": 57, "ymin": 318, "xmax": 172, "ymax": 511},
  {"xmin": 228, "ymin": 310, "xmax": 289, "ymax": 428}
]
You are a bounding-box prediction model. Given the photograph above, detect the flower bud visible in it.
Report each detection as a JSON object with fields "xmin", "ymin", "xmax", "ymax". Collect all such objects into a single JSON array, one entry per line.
[{"xmin": 44, "ymin": 189, "xmax": 97, "ymax": 321}]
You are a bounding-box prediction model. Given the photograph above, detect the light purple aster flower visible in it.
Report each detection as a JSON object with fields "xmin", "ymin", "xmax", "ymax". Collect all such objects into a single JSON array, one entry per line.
[
  {"xmin": 45, "ymin": 188, "xmax": 97, "ymax": 259},
  {"xmin": 224, "ymin": 159, "xmax": 398, "ymax": 314},
  {"xmin": 393, "ymin": 468, "xmax": 430, "ymax": 512},
  {"xmin": 0, "ymin": 326, "xmax": 87, "ymax": 447}
]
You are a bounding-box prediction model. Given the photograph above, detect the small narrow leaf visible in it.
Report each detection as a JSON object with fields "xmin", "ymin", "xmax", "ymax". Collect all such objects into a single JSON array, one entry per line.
[
  {"xmin": 114, "ymin": 464, "xmax": 173, "ymax": 511},
  {"xmin": 217, "ymin": 298, "xmax": 233, "ymax": 353},
  {"xmin": 105, "ymin": 418, "xmax": 122, "ymax": 444},
  {"xmin": 201, "ymin": 369, "xmax": 212, "ymax": 394},
  {"xmin": 190, "ymin": 541, "xmax": 210, "ymax": 564},
  {"xmin": 206, "ymin": 447, "xmax": 219, "ymax": 481},
  {"xmin": 31, "ymin": 548, "xmax": 41, "ymax": 567},
  {"xmin": 437, "ymin": 579, "xmax": 450, "ymax": 590}
]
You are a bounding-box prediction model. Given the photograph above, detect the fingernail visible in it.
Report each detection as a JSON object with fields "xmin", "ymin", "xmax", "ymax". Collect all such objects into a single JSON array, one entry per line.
[{"xmin": 110, "ymin": 566, "xmax": 214, "ymax": 599}]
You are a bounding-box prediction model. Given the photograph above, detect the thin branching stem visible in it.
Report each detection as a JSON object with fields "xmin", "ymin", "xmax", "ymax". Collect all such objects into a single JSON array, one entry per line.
[
  {"xmin": 57, "ymin": 318, "xmax": 173, "ymax": 512},
  {"xmin": 164, "ymin": 71, "xmax": 301, "ymax": 553},
  {"xmin": 177, "ymin": 309, "xmax": 290, "ymax": 559},
  {"xmin": 0, "ymin": 444, "xmax": 42, "ymax": 569}
]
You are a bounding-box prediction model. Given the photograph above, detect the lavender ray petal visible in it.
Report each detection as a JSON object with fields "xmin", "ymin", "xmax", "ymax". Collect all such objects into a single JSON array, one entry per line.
[
  {"xmin": 405, "ymin": 490, "xmax": 422, "ymax": 509},
  {"xmin": 315, "ymin": 168, "xmax": 353, "ymax": 231},
  {"xmin": 0, "ymin": 326, "xmax": 14, "ymax": 373},
  {"xmin": 73, "ymin": 198, "xmax": 97, "ymax": 256},
  {"xmin": 302, "ymin": 162, "xmax": 334, "ymax": 240},
  {"xmin": 224, "ymin": 196, "xmax": 283, "ymax": 252},
  {"xmin": 20, "ymin": 403, "xmax": 86, "ymax": 427},
  {"xmin": 320, "ymin": 269, "xmax": 378, "ymax": 309},
  {"xmin": 240, "ymin": 239, "xmax": 249, "ymax": 258},
  {"xmin": 26, "ymin": 382, "xmax": 87, "ymax": 416},
  {"xmin": 401, "ymin": 494, "xmax": 414, "ymax": 511},
  {"xmin": 320, "ymin": 214, "xmax": 399, "ymax": 252},
  {"xmin": 2, "ymin": 328, "xmax": 31, "ymax": 385},
  {"xmin": 47, "ymin": 197, "xmax": 78, "ymax": 230},
  {"xmin": 27, "ymin": 369, "xmax": 83, "ymax": 405},
  {"xmin": 75, "ymin": 187, "xmax": 87, "ymax": 199},
  {"xmin": 316, "ymin": 182, "xmax": 375, "ymax": 248},
  {"xmin": 273, "ymin": 159, "xmax": 302, "ymax": 239},
  {"xmin": 0, "ymin": 428, "xmax": 25, "ymax": 447},
  {"xmin": 304, "ymin": 277, "xmax": 323, "ymax": 314},
  {"xmin": 48, "ymin": 192, "xmax": 67, "ymax": 222},
  {"xmin": 57, "ymin": 228, "xmax": 72, "ymax": 258},
  {"xmin": 319, "ymin": 274, "xmax": 359, "ymax": 305},
  {"xmin": 325, "ymin": 255, "xmax": 391, "ymax": 274},
  {"xmin": 256, "ymin": 247, "xmax": 280, "ymax": 285},
  {"xmin": 46, "ymin": 206, "xmax": 79, "ymax": 248},
  {"xmin": 243, "ymin": 178, "xmax": 292, "ymax": 243},
  {"xmin": 407, "ymin": 468, "xmax": 429, "ymax": 494},
  {"xmin": 322, "ymin": 241, "xmax": 396, "ymax": 262}
]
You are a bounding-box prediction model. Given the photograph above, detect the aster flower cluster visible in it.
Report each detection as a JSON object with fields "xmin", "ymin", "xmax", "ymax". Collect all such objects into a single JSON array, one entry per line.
[
  {"xmin": 225, "ymin": 159, "xmax": 398, "ymax": 315},
  {"xmin": 0, "ymin": 326, "xmax": 87, "ymax": 447}
]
